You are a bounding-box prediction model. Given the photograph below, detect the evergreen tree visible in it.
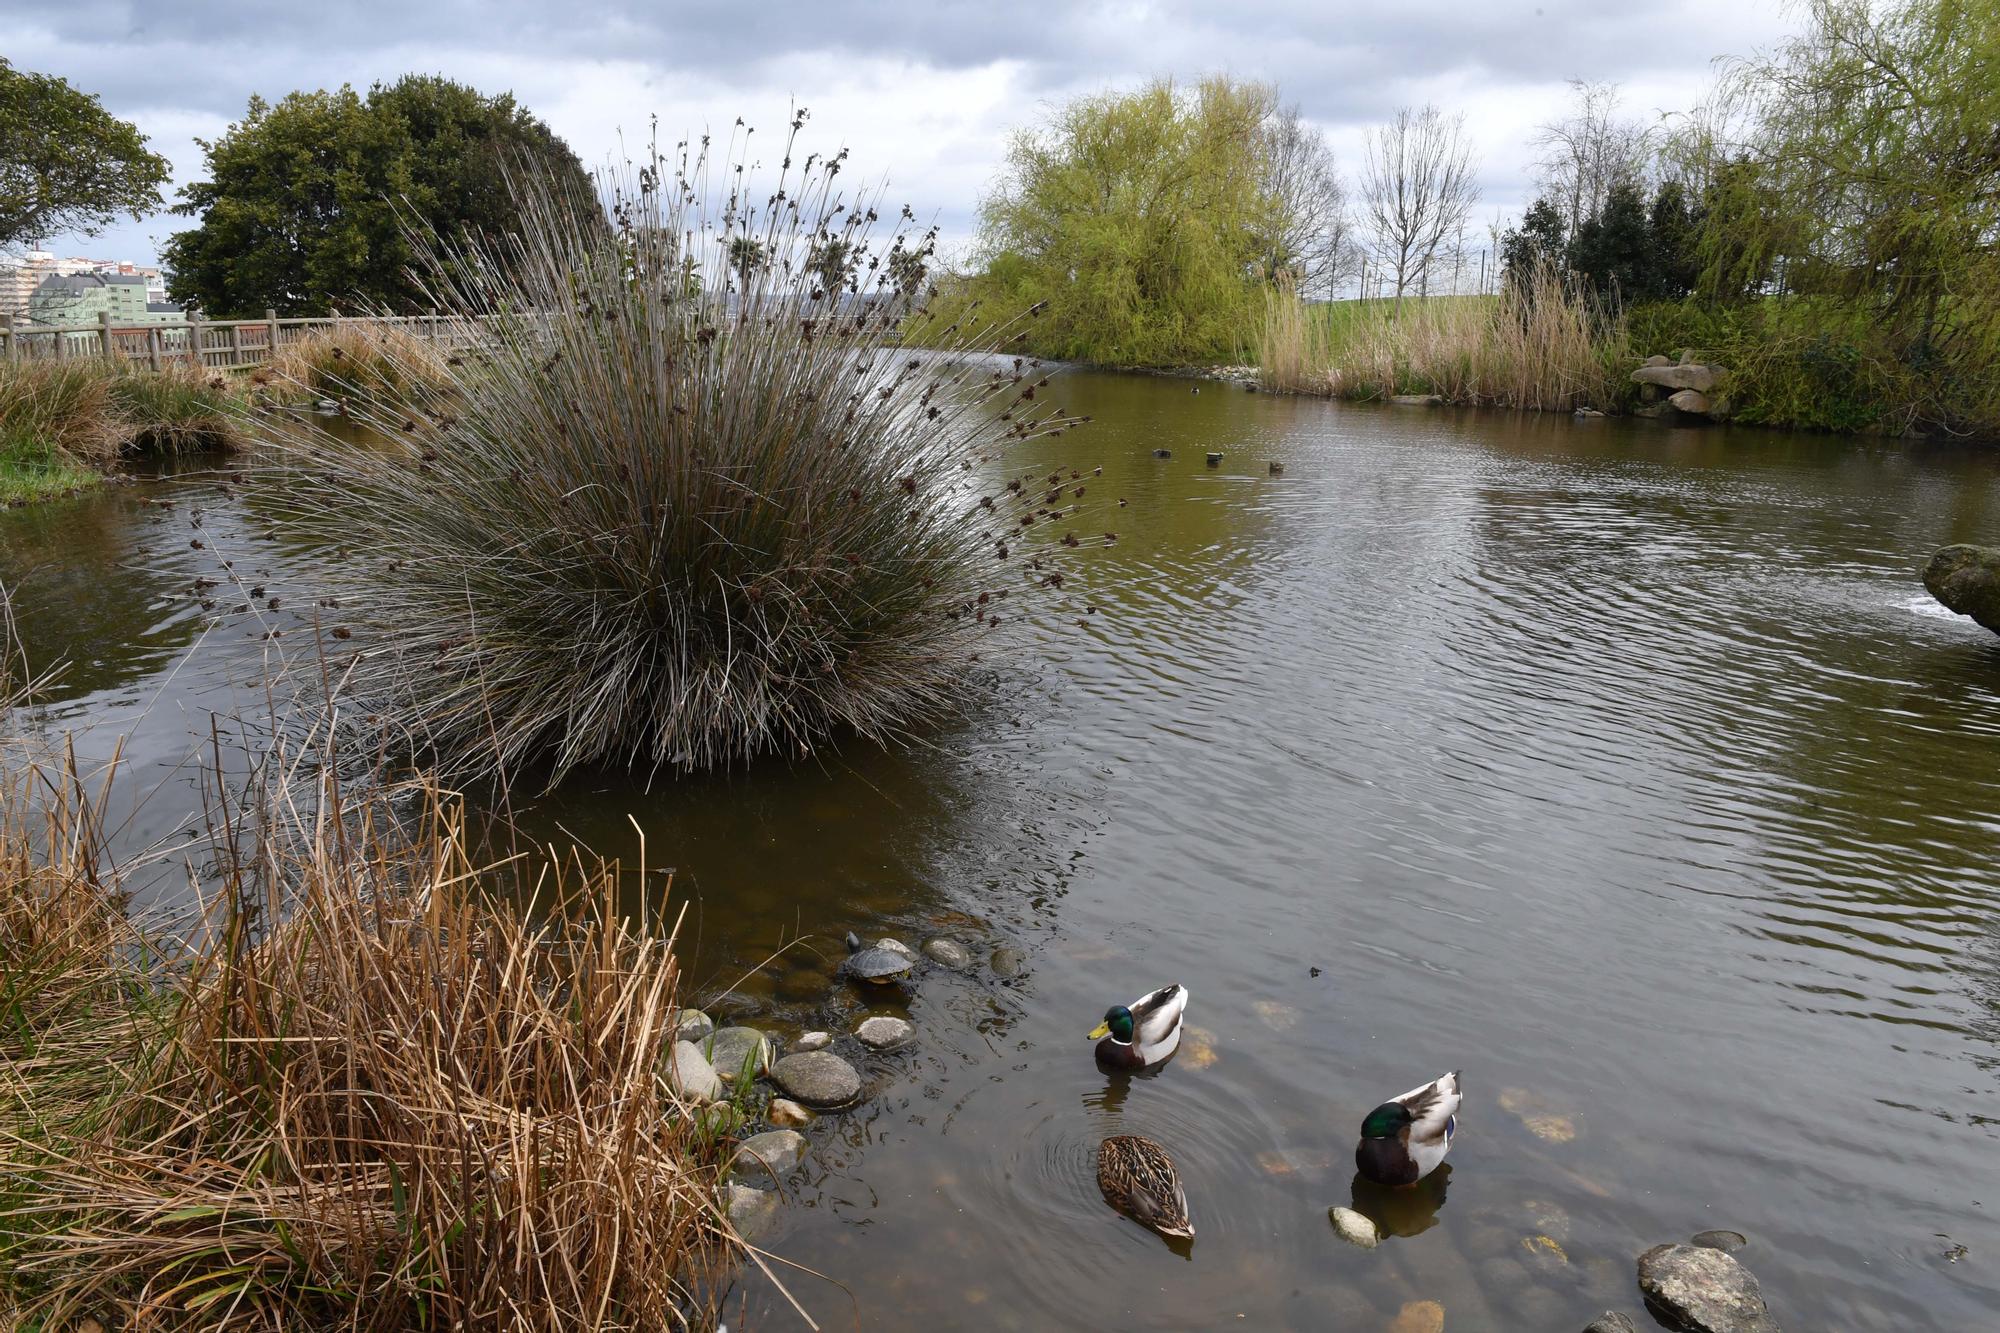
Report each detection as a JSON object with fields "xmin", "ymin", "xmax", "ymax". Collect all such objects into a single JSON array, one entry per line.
[
  {"xmin": 1499, "ymin": 195, "xmax": 1566, "ymax": 288},
  {"xmin": 1565, "ymin": 178, "xmax": 1651, "ymax": 301}
]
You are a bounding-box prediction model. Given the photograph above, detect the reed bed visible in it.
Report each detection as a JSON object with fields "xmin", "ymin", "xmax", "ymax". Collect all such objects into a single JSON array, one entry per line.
[
  {"xmin": 0, "ymin": 745, "xmax": 739, "ymax": 1331},
  {"xmin": 1258, "ymin": 265, "xmax": 1627, "ymax": 412},
  {"xmin": 269, "ymin": 322, "xmax": 454, "ymax": 407},
  {"xmin": 0, "ymin": 361, "xmax": 244, "ymax": 501},
  {"xmin": 262, "ymin": 118, "xmax": 1092, "ymax": 786},
  {"xmin": 106, "ymin": 362, "xmax": 248, "ymax": 454}
]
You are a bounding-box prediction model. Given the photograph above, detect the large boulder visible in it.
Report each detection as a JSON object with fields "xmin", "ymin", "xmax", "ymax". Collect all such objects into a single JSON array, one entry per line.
[
  {"xmin": 768, "ymin": 1050, "xmax": 863, "ymax": 1107},
  {"xmin": 1923, "ymin": 544, "xmax": 2000, "ymax": 636},
  {"xmin": 1636, "ymin": 1243, "xmax": 1780, "ymax": 1332},
  {"xmin": 1633, "ymin": 362, "xmax": 1719, "ymax": 393},
  {"xmin": 1668, "ymin": 389, "xmax": 1713, "ymax": 416}
]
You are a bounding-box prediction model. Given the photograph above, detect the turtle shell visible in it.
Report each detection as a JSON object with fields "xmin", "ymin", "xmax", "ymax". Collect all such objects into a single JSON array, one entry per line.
[{"xmin": 843, "ymin": 947, "xmax": 914, "ymax": 983}]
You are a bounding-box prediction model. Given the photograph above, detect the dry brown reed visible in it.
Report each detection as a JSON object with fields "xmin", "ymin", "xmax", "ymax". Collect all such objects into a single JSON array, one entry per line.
[
  {"xmin": 1258, "ymin": 264, "xmax": 1626, "ymax": 411},
  {"xmin": 270, "ymin": 321, "xmax": 454, "ymax": 406},
  {"xmin": 0, "ymin": 747, "xmax": 739, "ymax": 1331}
]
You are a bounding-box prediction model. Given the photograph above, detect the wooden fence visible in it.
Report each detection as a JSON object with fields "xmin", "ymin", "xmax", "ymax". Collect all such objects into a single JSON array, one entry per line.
[{"xmin": 0, "ymin": 311, "xmax": 487, "ymax": 372}]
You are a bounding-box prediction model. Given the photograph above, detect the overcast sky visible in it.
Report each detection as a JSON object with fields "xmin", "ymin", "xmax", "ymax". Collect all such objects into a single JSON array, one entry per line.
[{"xmin": 13, "ymin": 0, "xmax": 1800, "ymax": 270}]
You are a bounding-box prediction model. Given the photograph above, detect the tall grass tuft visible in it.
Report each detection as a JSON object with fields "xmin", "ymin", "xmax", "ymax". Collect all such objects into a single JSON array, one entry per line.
[
  {"xmin": 0, "ymin": 748, "xmax": 737, "ymax": 1331},
  {"xmin": 106, "ymin": 363, "xmax": 247, "ymax": 454},
  {"xmin": 0, "ymin": 362, "xmax": 124, "ymax": 467},
  {"xmin": 270, "ymin": 321, "xmax": 454, "ymax": 408},
  {"xmin": 1258, "ymin": 264, "xmax": 1626, "ymax": 411},
  {"xmin": 264, "ymin": 116, "xmax": 1089, "ymax": 785}
]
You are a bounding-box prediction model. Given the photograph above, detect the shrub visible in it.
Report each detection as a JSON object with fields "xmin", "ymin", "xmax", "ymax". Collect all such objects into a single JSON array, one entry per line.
[
  {"xmin": 105, "ymin": 362, "xmax": 247, "ymax": 453},
  {"xmin": 261, "ymin": 123, "xmax": 1089, "ymax": 785},
  {"xmin": 0, "ymin": 752, "xmax": 735, "ymax": 1331},
  {"xmin": 269, "ymin": 321, "xmax": 454, "ymax": 407}
]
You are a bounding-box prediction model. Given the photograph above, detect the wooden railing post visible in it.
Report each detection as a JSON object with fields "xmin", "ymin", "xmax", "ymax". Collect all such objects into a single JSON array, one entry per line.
[
  {"xmin": 53, "ymin": 323, "xmax": 67, "ymax": 359},
  {"xmin": 147, "ymin": 326, "xmax": 163, "ymax": 372},
  {"xmin": 228, "ymin": 321, "xmax": 243, "ymax": 367},
  {"xmin": 99, "ymin": 310, "xmax": 115, "ymax": 361},
  {"xmin": 267, "ymin": 309, "xmax": 280, "ymax": 361},
  {"xmin": 1, "ymin": 312, "xmax": 13, "ymax": 364},
  {"xmin": 186, "ymin": 312, "xmax": 204, "ymax": 368}
]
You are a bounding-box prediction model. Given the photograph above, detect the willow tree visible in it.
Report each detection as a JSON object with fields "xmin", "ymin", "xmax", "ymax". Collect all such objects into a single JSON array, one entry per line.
[
  {"xmin": 975, "ymin": 76, "xmax": 1285, "ymax": 365},
  {"xmin": 1699, "ymin": 0, "xmax": 2000, "ymax": 396}
]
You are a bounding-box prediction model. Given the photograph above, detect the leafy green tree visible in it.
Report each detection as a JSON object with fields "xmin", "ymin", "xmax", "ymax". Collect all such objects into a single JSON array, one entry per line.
[
  {"xmin": 1645, "ymin": 179, "xmax": 1701, "ymax": 301},
  {"xmin": 0, "ymin": 59, "xmax": 169, "ymax": 250},
  {"xmin": 1500, "ymin": 196, "xmax": 1567, "ymax": 290},
  {"xmin": 726, "ymin": 235, "xmax": 768, "ymax": 290},
  {"xmin": 1566, "ymin": 177, "xmax": 1652, "ymax": 301},
  {"xmin": 973, "ymin": 76, "xmax": 1283, "ymax": 365},
  {"xmin": 163, "ymin": 76, "xmax": 589, "ymax": 316}
]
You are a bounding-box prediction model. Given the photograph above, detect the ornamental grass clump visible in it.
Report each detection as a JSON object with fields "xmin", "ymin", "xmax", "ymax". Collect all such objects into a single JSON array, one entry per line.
[
  {"xmin": 269, "ymin": 321, "xmax": 454, "ymax": 408},
  {"xmin": 266, "ymin": 113, "xmax": 1090, "ymax": 785}
]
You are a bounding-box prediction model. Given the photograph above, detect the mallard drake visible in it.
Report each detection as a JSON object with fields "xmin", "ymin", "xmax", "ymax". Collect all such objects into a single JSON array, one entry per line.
[
  {"xmin": 1088, "ymin": 983, "xmax": 1188, "ymax": 1070},
  {"xmin": 1355, "ymin": 1070, "xmax": 1461, "ymax": 1187},
  {"xmin": 1097, "ymin": 1134, "xmax": 1193, "ymax": 1239}
]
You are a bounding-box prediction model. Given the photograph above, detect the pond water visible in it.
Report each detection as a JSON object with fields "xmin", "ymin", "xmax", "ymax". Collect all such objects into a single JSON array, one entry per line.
[{"xmin": 5, "ymin": 373, "xmax": 2000, "ymax": 1329}]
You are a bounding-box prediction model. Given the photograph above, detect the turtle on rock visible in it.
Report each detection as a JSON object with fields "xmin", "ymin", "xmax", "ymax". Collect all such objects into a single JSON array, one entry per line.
[{"xmin": 841, "ymin": 931, "xmax": 914, "ymax": 986}]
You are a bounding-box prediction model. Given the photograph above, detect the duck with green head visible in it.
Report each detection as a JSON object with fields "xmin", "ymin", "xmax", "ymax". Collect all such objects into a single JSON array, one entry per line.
[
  {"xmin": 1088, "ymin": 983, "xmax": 1188, "ymax": 1071},
  {"xmin": 1355, "ymin": 1070, "xmax": 1461, "ymax": 1187}
]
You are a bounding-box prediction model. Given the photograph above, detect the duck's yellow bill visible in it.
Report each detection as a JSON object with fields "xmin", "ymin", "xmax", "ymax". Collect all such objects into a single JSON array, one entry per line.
[{"xmin": 1087, "ymin": 1022, "xmax": 1110, "ymax": 1039}]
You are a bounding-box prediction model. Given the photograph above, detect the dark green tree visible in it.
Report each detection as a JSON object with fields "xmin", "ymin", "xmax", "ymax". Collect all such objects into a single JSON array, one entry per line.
[
  {"xmin": 163, "ymin": 76, "xmax": 589, "ymax": 316},
  {"xmin": 1566, "ymin": 177, "xmax": 1652, "ymax": 301},
  {"xmin": 0, "ymin": 59, "xmax": 169, "ymax": 249},
  {"xmin": 1499, "ymin": 195, "xmax": 1567, "ymax": 289},
  {"xmin": 1645, "ymin": 179, "xmax": 1701, "ymax": 300}
]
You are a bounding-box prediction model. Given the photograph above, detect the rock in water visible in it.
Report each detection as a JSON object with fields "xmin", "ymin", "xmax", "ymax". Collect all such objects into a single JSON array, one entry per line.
[
  {"xmin": 1328, "ymin": 1206, "xmax": 1380, "ymax": 1250},
  {"xmin": 731, "ymin": 1129, "xmax": 809, "ymax": 1184},
  {"xmin": 723, "ymin": 1182, "xmax": 780, "ymax": 1240},
  {"xmin": 769, "ymin": 1051, "xmax": 863, "ymax": 1107},
  {"xmin": 672, "ymin": 1008, "xmax": 714, "ymax": 1042},
  {"xmin": 707, "ymin": 1027, "xmax": 773, "ymax": 1081},
  {"xmin": 921, "ymin": 937, "xmax": 972, "ymax": 968},
  {"xmin": 767, "ymin": 1097, "xmax": 816, "ymax": 1128},
  {"xmin": 1387, "ymin": 1300, "xmax": 1444, "ymax": 1333},
  {"xmin": 1924, "ymin": 544, "xmax": 2000, "ymax": 636},
  {"xmin": 1691, "ymin": 1230, "xmax": 1748, "ymax": 1253},
  {"xmin": 876, "ymin": 937, "xmax": 917, "ymax": 959},
  {"xmin": 989, "ymin": 946, "xmax": 1027, "ymax": 977},
  {"xmin": 855, "ymin": 1015, "xmax": 914, "ymax": 1050},
  {"xmin": 1583, "ymin": 1315, "xmax": 1638, "ymax": 1333},
  {"xmin": 667, "ymin": 1041, "xmax": 723, "ymax": 1104},
  {"xmin": 795, "ymin": 1031, "xmax": 832, "ymax": 1052},
  {"xmin": 1636, "ymin": 1243, "xmax": 1780, "ymax": 1332},
  {"xmin": 1668, "ymin": 388, "xmax": 1713, "ymax": 415}
]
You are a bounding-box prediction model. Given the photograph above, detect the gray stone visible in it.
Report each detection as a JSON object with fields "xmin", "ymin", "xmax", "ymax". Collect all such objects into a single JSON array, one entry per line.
[
  {"xmin": 1924, "ymin": 544, "xmax": 2000, "ymax": 636},
  {"xmin": 731, "ymin": 1129, "xmax": 809, "ymax": 1183},
  {"xmin": 921, "ymin": 937, "xmax": 972, "ymax": 968},
  {"xmin": 707, "ymin": 1027, "xmax": 772, "ymax": 1081},
  {"xmin": 875, "ymin": 937, "xmax": 916, "ymax": 959},
  {"xmin": 1573, "ymin": 407, "xmax": 1606, "ymax": 418},
  {"xmin": 1389, "ymin": 393, "xmax": 1442, "ymax": 406},
  {"xmin": 1583, "ymin": 1315, "xmax": 1638, "ymax": 1333},
  {"xmin": 1632, "ymin": 363, "xmax": 1718, "ymax": 393},
  {"xmin": 1643, "ymin": 353, "xmax": 1673, "ymax": 367},
  {"xmin": 769, "ymin": 1050, "xmax": 863, "ymax": 1108},
  {"xmin": 1328, "ymin": 1205, "xmax": 1380, "ymax": 1250},
  {"xmin": 667, "ymin": 1041, "xmax": 722, "ymax": 1104},
  {"xmin": 989, "ymin": 946, "xmax": 1027, "ymax": 978},
  {"xmin": 795, "ymin": 1030, "xmax": 832, "ymax": 1052},
  {"xmin": 855, "ymin": 1015, "xmax": 914, "ymax": 1050},
  {"xmin": 1636, "ymin": 1243, "xmax": 1780, "ymax": 1333},
  {"xmin": 708, "ymin": 990, "xmax": 761, "ymax": 1018},
  {"xmin": 767, "ymin": 1097, "xmax": 816, "ymax": 1128},
  {"xmin": 1692, "ymin": 1230, "xmax": 1749, "ymax": 1253},
  {"xmin": 723, "ymin": 1182, "xmax": 781, "ymax": 1240},
  {"xmin": 1669, "ymin": 388, "xmax": 1713, "ymax": 415},
  {"xmin": 672, "ymin": 1008, "xmax": 714, "ymax": 1042}
]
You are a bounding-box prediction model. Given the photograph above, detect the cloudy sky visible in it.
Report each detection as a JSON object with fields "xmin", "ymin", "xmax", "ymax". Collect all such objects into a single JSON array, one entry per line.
[{"xmin": 15, "ymin": 0, "xmax": 1800, "ymax": 270}]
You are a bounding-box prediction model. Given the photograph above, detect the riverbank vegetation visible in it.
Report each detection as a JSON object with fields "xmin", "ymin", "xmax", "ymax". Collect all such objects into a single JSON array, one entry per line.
[
  {"xmin": 0, "ymin": 362, "xmax": 244, "ymax": 503},
  {"xmin": 0, "ymin": 736, "xmax": 737, "ymax": 1330},
  {"xmin": 260, "ymin": 122, "xmax": 1093, "ymax": 785},
  {"xmin": 269, "ymin": 321, "xmax": 454, "ymax": 406}
]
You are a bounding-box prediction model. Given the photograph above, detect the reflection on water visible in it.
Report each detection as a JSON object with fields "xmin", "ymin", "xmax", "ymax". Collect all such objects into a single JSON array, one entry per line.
[{"xmin": 4, "ymin": 375, "xmax": 2000, "ymax": 1329}]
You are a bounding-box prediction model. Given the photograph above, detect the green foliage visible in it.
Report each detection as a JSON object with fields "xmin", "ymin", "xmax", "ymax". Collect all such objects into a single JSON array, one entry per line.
[
  {"xmin": 1566, "ymin": 179, "xmax": 1652, "ymax": 301},
  {"xmin": 0, "ymin": 59, "xmax": 169, "ymax": 249},
  {"xmin": 1500, "ymin": 197, "xmax": 1567, "ymax": 291},
  {"xmin": 971, "ymin": 76, "xmax": 1283, "ymax": 366},
  {"xmin": 163, "ymin": 75, "xmax": 590, "ymax": 317}
]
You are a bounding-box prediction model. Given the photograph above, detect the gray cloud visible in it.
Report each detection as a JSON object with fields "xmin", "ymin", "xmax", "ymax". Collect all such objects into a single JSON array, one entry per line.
[{"xmin": 11, "ymin": 0, "xmax": 1796, "ymax": 265}]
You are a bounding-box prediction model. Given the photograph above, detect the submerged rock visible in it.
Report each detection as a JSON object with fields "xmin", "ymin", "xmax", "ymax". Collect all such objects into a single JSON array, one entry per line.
[
  {"xmin": 769, "ymin": 1050, "xmax": 863, "ymax": 1107},
  {"xmin": 989, "ymin": 946, "xmax": 1027, "ymax": 978},
  {"xmin": 708, "ymin": 989, "xmax": 761, "ymax": 1019},
  {"xmin": 766, "ymin": 1097, "xmax": 816, "ymax": 1128},
  {"xmin": 667, "ymin": 1041, "xmax": 723, "ymax": 1104},
  {"xmin": 1923, "ymin": 544, "xmax": 2000, "ymax": 636},
  {"xmin": 855, "ymin": 1015, "xmax": 914, "ymax": 1050},
  {"xmin": 672, "ymin": 1008, "xmax": 714, "ymax": 1042},
  {"xmin": 1636, "ymin": 1243, "xmax": 1780, "ymax": 1332},
  {"xmin": 1583, "ymin": 1315, "xmax": 1638, "ymax": 1333},
  {"xmin": 921, "ymin": 937, "xmax": 972, "ymax": 968},
  {"xmin": 731, "ymin": 1129, "xmax": 809, "ymax": 1184},
  {"xmin": 1691, "ymin": 1230, "xmax": 1748, "ymax": 1254},
  {"xmin": 1328, "ymin": 1205, "xmax": 1380, "ymax": 1250},
  {"xmin": 1387, "ymin": 1300, "xmax": 1444, "ymax": 1333},
  {"xmin": 707, "ymin": 1027, "xmax": 773, "ymax": 1081},
  {"xmin": 1389, "ymin": 393, "xmax": 1443, "ymax": 406},
  {"xmin": 723, "ymin": 1182, "xmax": 780, "ymax": 1239}
]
